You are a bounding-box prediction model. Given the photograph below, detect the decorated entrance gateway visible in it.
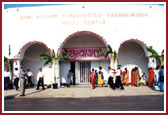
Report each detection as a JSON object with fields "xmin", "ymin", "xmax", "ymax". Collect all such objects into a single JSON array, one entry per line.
[{"xmin": 3, "ymin": 3, "xmax": 165, "ymax": 87}]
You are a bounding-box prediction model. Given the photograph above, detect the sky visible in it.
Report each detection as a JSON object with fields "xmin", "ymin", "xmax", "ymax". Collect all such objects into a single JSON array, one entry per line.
[
  {"xmin": 4, "ymin": 3, "xmax": 164, "ymax": 9},
  {"xmin": 4, "ymin": 4, "xmax": 69, "ymax": 9}
]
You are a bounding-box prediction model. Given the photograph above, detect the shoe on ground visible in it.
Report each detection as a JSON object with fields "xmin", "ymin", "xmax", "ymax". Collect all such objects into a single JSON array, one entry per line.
[{"xmin": 20, "ymin": 95, "xmax": 25, "ymax": 96}]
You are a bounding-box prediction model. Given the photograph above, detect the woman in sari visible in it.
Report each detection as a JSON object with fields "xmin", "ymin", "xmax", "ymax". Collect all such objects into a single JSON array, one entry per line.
[
  {"xmin": 131, "ymin": 68, "xmax": 135, "ymax": 86},
  {"xmin": 90, "ymin": 68, "xmax": 95, "ymax": 89},
  {"xmin": 98, "ymin": 67, "xmax": 104, "ymax": 87},
  {"xmin": 135, "ymin": 67, "xmax": 140, "ymax": 87},
  {"xmin": 124, "ymin": 68, "xmax": 129, "ymax": 86},
  {"xmin": 148, "ymin": 67, "xmax": 154, "ymax": 87}
]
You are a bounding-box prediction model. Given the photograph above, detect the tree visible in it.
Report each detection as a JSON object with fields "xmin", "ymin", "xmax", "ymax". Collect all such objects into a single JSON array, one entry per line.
[
  {"xmin": 40, "ymin": 49, "xmax": 71, "ymax": 84},
  {"xmin": 97, "ymin": 45, "xmax": 117, "ymax": 70},
  {"xmin": 4, "ymin": 45, "xmax": 13, "ymax": 78},
  {"xmin": 147, "ymin": 46, "xmax": 164, "ymax": 66}
]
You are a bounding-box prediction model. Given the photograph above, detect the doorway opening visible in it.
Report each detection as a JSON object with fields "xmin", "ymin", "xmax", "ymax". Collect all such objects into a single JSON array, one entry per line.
[
  {"xmin": 70, "ymin": 61, "xmax": 75, "ymax": 85},
  {"xmin": 80, "ymin": 61, "xmax": 91, "ymax": 84}
]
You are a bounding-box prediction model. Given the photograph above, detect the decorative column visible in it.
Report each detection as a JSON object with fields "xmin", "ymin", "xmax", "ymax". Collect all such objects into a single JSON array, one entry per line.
[{"xmin": 56, "ymin": 61, "xmax": 60, "ymax": 88}]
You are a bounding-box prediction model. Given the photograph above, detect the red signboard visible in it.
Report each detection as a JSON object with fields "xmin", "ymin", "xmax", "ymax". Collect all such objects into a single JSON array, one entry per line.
[{"xmin": 62, "ymin": 47, "xmax": 109, "ymax": 61}]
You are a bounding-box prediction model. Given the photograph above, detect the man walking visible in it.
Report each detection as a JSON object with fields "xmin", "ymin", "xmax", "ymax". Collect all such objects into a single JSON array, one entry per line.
[
  {"xmin": 20, "ymin": 66, "xmax": 26, "ymax": 96},
  {"xmin": 27, "ymin": 69, "xmax": 34, "ymax": 87},
  {"xmin": 4, "ymin": 69, "xmax": 11, "ymax": 90},
  {"xmin": 115, "ymin": 66, "xmax": 124, "ymax": 90},
  {"xmin": 36, "ymin": 68, "xmax": 45, "ymax": 90},
  {"xmin": 108, "ymin": 66, "xmax": 115, "ymax": 90}
]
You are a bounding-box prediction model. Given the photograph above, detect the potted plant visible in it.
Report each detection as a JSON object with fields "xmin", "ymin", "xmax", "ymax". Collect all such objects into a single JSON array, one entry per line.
[{"xmin": 40, "ymin": 49, "xmax": 71, "ymax": 89}]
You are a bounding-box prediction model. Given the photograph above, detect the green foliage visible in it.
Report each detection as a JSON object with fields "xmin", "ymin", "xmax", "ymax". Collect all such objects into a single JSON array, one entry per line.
[
  {"xmin": 4, "ymin": 56, "xmax": 8, "ymax": 64},
  {"xmin": 40, "ymin": 49, "xmax": 71, "ymax": 65},
  {"xmin": 113, "ymin": 50, "xmax": 117, "ymax": 61},
  {"xmin": 97, "ymin": 45, "xmax": 116, "ymax": 60},
  {"xmin": 40, "ymin": 53, "xmax": 52, "ymax": 65},
  {"xmin": 105, "ymin": 51, "xmax": 110, "ymax": 58},
  {"xmin": 9, "ymin": 45, "xmax": 11, "ymax": 56},
  {"xmin": 161, "ymin": 49, "xmax": 164, "ymax": 56},
  {"xmin": 147, "ymin": 46, "xmax": 164, "ymax": 66},
  {"xmin": 147, "ymin": 46, "xmax": 159, "ymax": 58},
  {"xmin": 107, "ymin": 45, "xmax": 113, "ymax": 53}
]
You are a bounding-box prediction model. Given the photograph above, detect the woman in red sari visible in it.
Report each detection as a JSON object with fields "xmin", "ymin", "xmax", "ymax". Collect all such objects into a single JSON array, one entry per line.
[
  {"xmin": 90, "ymin": 68, "xmax": 95, "ymax": 89},
  {"xmin": 131, "ymin": 68, "xmax": 135, "ymax": 86},
  {"xmin": 148, "ymin": 67, "xmax": 154, "ymax": 87},
  {"xmin": 124, "ymin": 68, "xmax": 129, "ymax": 86}
]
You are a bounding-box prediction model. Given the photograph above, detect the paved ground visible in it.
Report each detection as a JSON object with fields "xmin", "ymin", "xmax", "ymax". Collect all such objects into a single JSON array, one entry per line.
[
  {"xmin": 3, "ymin": 85, "xmax": 165, "ymax": 111},
  {"xmin": 4, "ymin": 85, "xmax": 164, "ymax": 99}
]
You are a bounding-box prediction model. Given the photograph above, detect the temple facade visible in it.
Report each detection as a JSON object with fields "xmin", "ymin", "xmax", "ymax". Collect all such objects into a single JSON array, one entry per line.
[{"xmin": 3, "ymin": 3, "xmax": 165, "ymax": 87}]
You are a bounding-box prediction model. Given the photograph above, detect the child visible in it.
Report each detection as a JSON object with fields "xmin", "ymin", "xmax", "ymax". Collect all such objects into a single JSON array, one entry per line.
[{"xmin": 140, "ymin": 73, "xmax": 146, "ymax": 86}]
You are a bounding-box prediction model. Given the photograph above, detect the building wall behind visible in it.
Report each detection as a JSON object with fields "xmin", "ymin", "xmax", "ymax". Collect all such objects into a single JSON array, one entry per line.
[{"xmin": 3, "ymin": 4, "xmax": 165, "ymax": 59}]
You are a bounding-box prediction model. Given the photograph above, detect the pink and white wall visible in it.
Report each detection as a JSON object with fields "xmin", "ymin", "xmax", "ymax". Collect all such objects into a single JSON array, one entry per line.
[{"xmin": 3, "ymin": 3, "xmax": 166, "ymax": 86}]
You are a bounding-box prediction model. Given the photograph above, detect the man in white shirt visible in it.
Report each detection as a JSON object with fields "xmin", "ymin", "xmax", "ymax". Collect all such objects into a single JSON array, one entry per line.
[
  {"xmin": 4, "ymin": 69, "xmax": 11, "ymax": 90},
  {"xmin": 36, "ymin": 68, "xmax": 45, "ymax": 90},
  {"xmin": 27, "ymin": 69, "xmax": 34, "ymax": 87},
  {"xmin": 115, "ymin": 66, "xmax": 124, "ymax": 90},
  {"xmin": 13, "ymin": 68, "xmax": 20, "ymax": 91},
  {"xmin": 108, "ymin": 66, "xmax": 115, "ymax": 90}
]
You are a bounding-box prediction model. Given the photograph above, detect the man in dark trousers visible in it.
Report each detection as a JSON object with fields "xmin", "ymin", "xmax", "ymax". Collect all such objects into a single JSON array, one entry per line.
[
  {"xmin": 20, "ymin": 66, "xmax": 26, "ymax": 96},
  {"xmin": 115, "ymin": 66, "xmax": 124, "ymax": 90},
  {"xmin": 36, "ymin": 68, "xmax": 45, "ymax": 90},
  {"xmin": 108, "ymin": 67, "xmax": 115, "ymax": 90}
]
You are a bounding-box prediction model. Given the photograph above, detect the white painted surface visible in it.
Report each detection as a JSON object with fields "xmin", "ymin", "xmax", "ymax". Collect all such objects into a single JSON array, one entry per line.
[
  {"xmin": 3, "ymin": 4, "xmax": 165, "ymax": 58},
  {"xmin": 20, "ymin": 44, "xmax": 51, "ymax": 84},
  {"xmin": 118, "ymin": 41, "xmax": 148, "ymax": 82},
  {"xmin": 2, "ymin": 3, "xmax": 166, "ymax": 85},
  {"xmin": 75, "ymin": 61, "xmax": 80, "ymax": 84},
  {"xmin": 59, "ymin": 61, "xmax": 70, "ymax": 84}
]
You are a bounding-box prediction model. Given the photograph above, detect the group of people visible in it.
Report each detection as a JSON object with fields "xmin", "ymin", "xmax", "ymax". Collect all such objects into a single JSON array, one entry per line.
[
  {"xmin": 148, "ymin": 65, "xmax": 164, "ymax": 92},
  {"xmin": 4, "ymin": 67, "xmax": 34, "ymax": 90},
  {"xmin": 89, "ymin": 66, "xmax": 124, "ymax": 90},
  {"xmin": 4, "ymin": 66, "xmax": 46, "ymax": 96},
  {"xmin": 130, "ymin": 67, "xmax": 146, "ymax": 87},
  {"xmin": 89, "ymin": 65, "xmax": 164, "ymax": 92}
]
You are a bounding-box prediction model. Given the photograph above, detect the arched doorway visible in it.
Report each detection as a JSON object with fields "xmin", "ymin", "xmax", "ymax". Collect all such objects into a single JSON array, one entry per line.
[
  {"xmin": 58, "ymin": 31, "xmax": 110, "ymax": 84},
  {"xmin": 18, "ymin": 41, "xmax": 52, "ymax": 85},
  {"xmin": 118, "ymin": 39, "xmax": 148, "ymax": 82}
]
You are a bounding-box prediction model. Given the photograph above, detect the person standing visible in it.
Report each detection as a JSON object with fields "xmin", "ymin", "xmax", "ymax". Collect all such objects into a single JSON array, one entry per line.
[
  {"xmin": 158, "ymin": 66, "xmax": 164, "ymax": 92},
  {"xmin": 13, "ymin": 68, "xmax": 20, "ymax": 91},
  {"xmin": 140, "ymin": 73, "xmax": 146, "ymax": 86},
  {"xmin": 67, "ymin": 70, "xmax": 74, "ymax": 87},
  {"xmin": 90, "ymin": 68, "xmax": 95, "ymax": 89},
  {"xmin": 36, "ymin": 68, "xmax": 45, "ymax": 90},
  {"xmin": 27, "ymin": 69, "xmax": 34, "ymax": 87},
  {"xmin": 148, "ymin": 67, "xmax": 154, "ymax": 87},
  {"xmin": 115, "ymin": 66, "xmax": 124, "ymax": 90},
  {"xmin": 94, "ymin": 70, "xmax": 98, "ymax": 86},
  {"xmin": 108, "ymin": 66, "xmax": 115, "ymax": 89},
  {"xmin": 4, "ymin": 69, "xmax": 11, "ymax": 90},
  {"xmin": 134, "ymin": 67, "xmax": 140, "ymax": 87},
  {"xmin": 20, "ymin": 66, "xmax": 27, "ymax": 96},
  {"xmin": 154, "ymin": 66, "xmax": 160, "ymax": 86},
  {"xmin": 124, "ymin": 68, "xmax": 129, "ymax": 86},
  {"xmin": 131, "ymin": 68, "xmax": 135, "ymax": 86},
  {"xmin": 98, "ymin": 67, "xmax": 104, "ymax": 87}
]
